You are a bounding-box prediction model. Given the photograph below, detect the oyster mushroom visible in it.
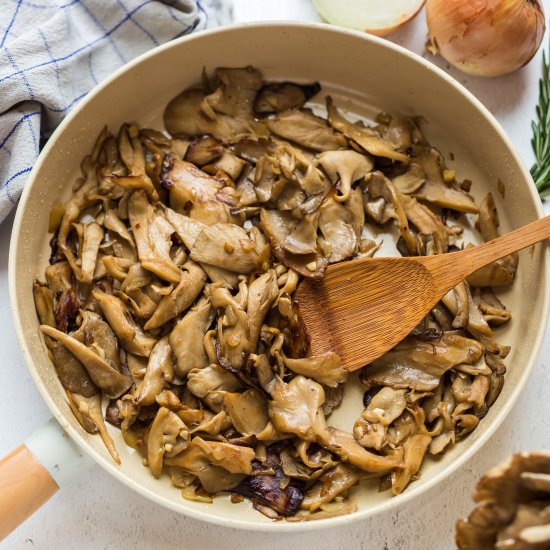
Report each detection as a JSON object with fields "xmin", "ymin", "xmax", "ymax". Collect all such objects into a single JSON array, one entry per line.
[
  {"xmin": 268, "ymin": 375, "xmax": 327, "ymax": 441},
  {"xmin": 467, "ymin": 193, "xmax": 518, "ymax": 287},
  {"xmin": 144, "ymin": 260, "xmax": 206, "ymax": 330},
  {"xmin": 164, "ymin": 87, "xmax": 256, "ymax": 144},
  {"xmin": 392, "ymin": 163, "xmax": 426, "ymax": 195},
  {"xmin": 75, "ymin": 310, "xmax": 121, "ymax": 372},
  {"xmin": 317, "ymin": 427, "xmax": 402, "ymax": 474},
  {"xmin": 266, "ymin": 109, "xmax": 348, "ymax": 152},
  {"xmin": 391, "ymin": 433, "xmax": 431, "ymax": 495},
  {"xmin": 318, "ymin": 196, "xmax": 360, "ymax": 263},
  {"xmin": 254, "ymin": 81, "xmax": 321, "ymax": 114},
  {"xmin": 39, "ymin": 325, "xmax": 132, "ymax": 399},
  {"xmin": 92, "ymin": 289, "xmax": 157, "ymax": 357},
  {"xmin": 301, "ymin": 463, "xmax": 362, "ymax": 512},
  {"xmin": 413, "ymin": 149, "xmax": 478, "ymax": 213},
  {"xmin": 361, "ymin": 333, "xmax": 484, "ymax": 392},
  {"xmin": 184, "ymin": 135, "xmax": 224, "ymax": 167},
  {"xmin": 353, "ymin": 387, "xmax": 407, "ymax": 450},
  {"xmin": 282, "ymin": 352, "xmax": 348, "ymax": 388},
  {"xmin": 169, "ymin": 300, "xmax": 214, "ymax": 377},
  {"xmin": 260, "ymin": 208, "xmax": 327, "ymax": 279},
  {"xmin": 128, "ymin": 190, "xmax": 181, "ymax": 283},
  {"xmin": 148, "ymin": 406, "xmax": 188, "ymax": 477},
  {"xmin": 187, "ymin": 365, "xmax": 242, "ymax": 401},
  {"xmin": 208, "ymin": 284, "xmax": 251, "ymax": 372},
  {"xmin": 162, "ymin": 159, "xmax": 242, "ymax": 226},
  {"xmin": 247, "ymin": 271, "xmax": 279, "ymax": 350},
  {"xmin": 317, "ymin": 149, "xmax": 373, "ymax": 202},
  {"xmin": 50, "ymin": 344, "xmax": 98, "ymax": 397},
  {"xmin": 233, "ymin": 448, "xmax": 304, "ymax": 516},
  {"xmin": 62, "ymin": 222, "xmax": 104, "ymax": 284},
  {"xmin": 136, "ymin": 337, "xmax": 175, "ymax": 406},
  {"xmin": 66, "ymin": 391, "xmax": 120, "ymax": 464},
  {"xmin": 203, "ymin": 66, "xmax": 263, "ymax": 119},
  {"xmin": 189, "ymin": 223, "xmax": 261, "ymax": 274},
  {"xmin": 166, "ymin": 437, "xmax": 255, "ymax": 479},
  {"xmin": 33, "ymin": 281, "xmax": 56, "ymax": 329},
  {"xmin": 223, "ymin": 389, "xmax": 269, "ymax": 436},
  {"xmin": 326, "ymin": 97, "xmax": 409, "ymax": 163}
]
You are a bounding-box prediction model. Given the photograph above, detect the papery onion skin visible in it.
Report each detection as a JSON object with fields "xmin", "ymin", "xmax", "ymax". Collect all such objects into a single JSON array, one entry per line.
[{"xmin": 426, "ymin": 0, "xmax": 546, "ymax": 77}]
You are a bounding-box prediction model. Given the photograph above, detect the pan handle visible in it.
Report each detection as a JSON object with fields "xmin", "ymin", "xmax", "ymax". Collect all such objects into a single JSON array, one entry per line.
[{"xmin": 0, "ymin": 418, "xmax": 93, "ymax": 541}]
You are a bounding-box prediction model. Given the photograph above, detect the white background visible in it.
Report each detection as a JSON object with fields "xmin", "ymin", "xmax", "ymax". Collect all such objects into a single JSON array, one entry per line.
[{"xmin": 2, "ymin": 1, "xmax": 550, "ymax": 548}]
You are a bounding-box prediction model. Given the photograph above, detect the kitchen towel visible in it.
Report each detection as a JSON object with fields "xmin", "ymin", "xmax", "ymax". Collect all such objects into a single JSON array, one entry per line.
[{"xmin": 0, "ymin": 0, "xmax": 228, "ymax": 223}]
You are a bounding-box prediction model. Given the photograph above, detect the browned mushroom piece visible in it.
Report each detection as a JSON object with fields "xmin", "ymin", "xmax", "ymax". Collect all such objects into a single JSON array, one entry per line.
[
  {"xmin": 361, "ymin": 333, "xmax": 484, "ymax": 392},
  {"xmin": 266, "ymin": 109, "xmax": 348, "ymax": 152},
  {"xmin": 189, "ymin": 223, "xmax": 261, "ymax": 273},
  {"xmin": 247, "ymin": 270, "xmax": 278, "ymax": 350},
  {"xmin": 456, "ymin": 452, "xmax": 550, "ymax": 550},
  {"xmin": 209, "ymin": 284, "xmax": 251, "ymax": 372},
  {"xmin": 268, "ymin": 375, "xmax": 327, "ymax": 441},
  {"xmin": 412, "ymin": 148, "xmax": 478, "ymax": 213},
  {"xmin": 169, "ymin": 299, "xmax": 213, "ymax": 377},
  {"xmin": 128, "ymin": 190, "xmax": 182, "ymax": 283},
  {"xmin": 147, "ymin": 406, "xmax": 189, "ymax": 477},
  {"xmin": 92, "ymin": 289, "xmax": 157, "ymax": 357},
  {"xmin": 254, "ymin": 81, "xmax": 321, "ymax": 114},
  {"xmin": 467, "ymin": 193, "xmax": 518, "ymax": 287},
  {"xmin": 260, "ymin": 208, "xmax": 327, "ymax": 279},
  {"xmin": 326, "ymin": 96, "xmax": 409, "ymax": 163},
  {"xmin": 317, "ymin": 149, "xmax": 373, "ymax": 202},
  {"xmin": 301, "ymin": 463, "xmax": 362, "ymax": 512},
  {"xmin": 223, "ymin": 389, "xmax": 269, "ymax": 436},
  {"xmin": 282, "ymin": 352, "xmax": 347, "ymax": 388},
  {"xmin": 204, "ymin": 67, "xmax": 264, "ymax": 119},
  {"xmin": 184, "ymin": 135, "xmax": 224, "ymax": 166},
  {"xmin": 40, "ymin": 325, "xmax": 132, "ymax": 399},
  {"xmin": 162, "ymin": 159, "xmax": 243, "ymax": 226},
  {"xmin": 164, "ymin": 87, "xmax": 257, "ymax": 144},
  {"xmin": 144, "ymin": 260, "xmax": 206, "ymax": 330},
  {"xmin": 318, "ymin": 196, "xmax": 360, "ymax": 263},
  {"xmin": 136, "ymin": 336, "xmax": 174, "ymax": 406},
  {"xmin": 317, "ymin": 427, "xmax": 402, "ymax": 474},
  {"xmin": 353, "ymin": 387, "xmax": 407, "ymax": 450},
  {"xmin": 166, "ymin": 436, "xmax": 255, "ymax": 479},
  {"xmin": 66, "ymin": 391, "xmax": 120, "ymax": 464}
]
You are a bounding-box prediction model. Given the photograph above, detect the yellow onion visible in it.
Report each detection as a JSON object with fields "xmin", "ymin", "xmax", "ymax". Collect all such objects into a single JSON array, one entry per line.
[{"xmin": 426, "ymin": 0, "xmax": 546, "ymax": 77}]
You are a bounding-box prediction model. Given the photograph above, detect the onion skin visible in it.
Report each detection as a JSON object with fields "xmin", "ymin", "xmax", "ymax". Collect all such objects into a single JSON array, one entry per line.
[
  {"xmin": 366, "ymin": 1, "xmax": 426, "ymax": 37},
  {"xmin": 426, "ymin": 0, "xmax": 546, "ymax": 77}
]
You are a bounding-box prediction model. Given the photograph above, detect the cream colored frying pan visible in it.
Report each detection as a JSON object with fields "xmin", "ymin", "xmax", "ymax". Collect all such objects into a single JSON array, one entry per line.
[{"xmin": 1, "ymin": 22, "xmax": 548, "ymax": 538}]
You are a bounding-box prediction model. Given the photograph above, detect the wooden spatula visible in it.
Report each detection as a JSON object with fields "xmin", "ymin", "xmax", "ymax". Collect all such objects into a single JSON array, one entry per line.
[{"xmin": 295, "ymin": 216, "xmax": 550, "ymax": 372}]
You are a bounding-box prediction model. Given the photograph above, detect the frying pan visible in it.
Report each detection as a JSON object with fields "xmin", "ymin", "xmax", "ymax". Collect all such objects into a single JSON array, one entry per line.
[{"xmin": 1, "ymin": 22, "xmax": 548, "ymax": 538}]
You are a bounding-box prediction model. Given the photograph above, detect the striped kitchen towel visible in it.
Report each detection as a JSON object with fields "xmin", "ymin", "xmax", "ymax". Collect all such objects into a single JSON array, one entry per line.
[{"xmin": 0, "ymin": 0, "xmax": 229, "ymax": 223}]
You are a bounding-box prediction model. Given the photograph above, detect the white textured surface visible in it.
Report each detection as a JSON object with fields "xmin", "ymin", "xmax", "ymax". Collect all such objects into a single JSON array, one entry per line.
[{"xmin": 2, "ymin": 1, "xmax": 550, "ymax": 548}]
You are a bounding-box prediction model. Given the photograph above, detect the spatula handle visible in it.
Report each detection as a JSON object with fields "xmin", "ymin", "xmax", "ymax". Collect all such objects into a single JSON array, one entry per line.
[{"xmin": 427, "ymin": 215, "xmax": 550, "ymax": 293}]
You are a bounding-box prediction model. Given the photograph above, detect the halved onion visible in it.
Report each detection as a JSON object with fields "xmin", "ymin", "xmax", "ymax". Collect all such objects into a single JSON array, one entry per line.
[{"xmin": 313, "ymin": 0, "xmax": 426, "ymax": 37}]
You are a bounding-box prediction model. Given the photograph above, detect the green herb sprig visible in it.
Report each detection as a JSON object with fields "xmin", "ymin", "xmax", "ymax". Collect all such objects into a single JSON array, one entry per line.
[{"xmin": 531, "ymin": 44, "xmax": 550, "ymax": 197}]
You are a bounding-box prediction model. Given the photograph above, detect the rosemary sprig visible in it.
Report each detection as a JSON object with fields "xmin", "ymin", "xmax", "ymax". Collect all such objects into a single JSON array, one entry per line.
[{"xmin": 531, "ymin": 42, "xmax": 550, "ymax": 197}]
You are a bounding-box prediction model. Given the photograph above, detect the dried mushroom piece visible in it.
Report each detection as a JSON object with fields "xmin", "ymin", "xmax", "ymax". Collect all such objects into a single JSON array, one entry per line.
[
  {"xmin": 34, "ymin": 65, "xmax": 517, "ymax": 520},
  {"xmin": 456, "ymin": 452, "xmax": 550, "ymax": 549}
]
